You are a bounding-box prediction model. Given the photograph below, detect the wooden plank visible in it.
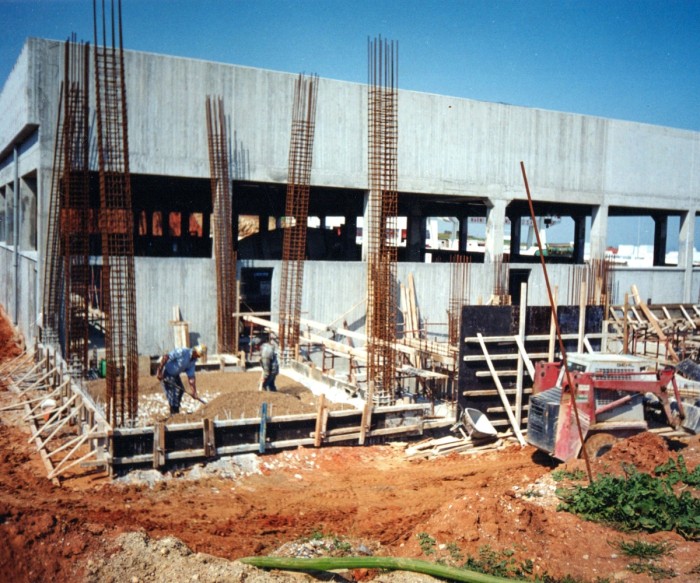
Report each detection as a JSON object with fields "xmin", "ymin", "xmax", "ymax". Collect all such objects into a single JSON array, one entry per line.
[
  {"xmin": 513, "ymin": 336, "xmax": 536, "ymax": 380},
  {"xmin": 22, "ymin": 398, "xmax": 59, "ymax": 486},
  {"xmin": 154, "ymin": 423, "xmax": 167, "ymax": 468},
  {"xmin": 680, "ymin": 305, "xmax": 696, "ymax": 329},
  {"xmin": 203, "ymin": 418, "xmax": 215, "ymax": 457},
  {"xmin": 464, "ymin": 352, "xmax": 550, "ymax": 363},
  {"xmin": 577, "ymin": 283, "xmax": 586, "ymax": 354},
  {"xmin": 314, "ymin": 394, "xmax": 326, "ymax": 447},
  {"xmin": 631, "ymin": 285, "xmax": 679, "ymax": 362},
  {"xmin": 464, "ymin": 332, "xmax": 602, "ymax": 343},
  {"xmin": 359, "ymin": 401, "xmax": 372, "ymax": 445},
  {"xmin": 464, "ymin": 387, "xmax": 533, "ymax": 397},
  {"xmin": 259, "ymin": 403, "xmax": 268, "ymax": 453},
  {"xmin": 515, "ymin": 282, "xmax": 527, "ymax": 426}
]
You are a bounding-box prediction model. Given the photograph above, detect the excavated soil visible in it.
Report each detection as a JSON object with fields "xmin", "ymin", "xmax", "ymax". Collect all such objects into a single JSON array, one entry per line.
[{"xmin": 0, "ymin": 309, "xmax": 699, "ymax": 582}]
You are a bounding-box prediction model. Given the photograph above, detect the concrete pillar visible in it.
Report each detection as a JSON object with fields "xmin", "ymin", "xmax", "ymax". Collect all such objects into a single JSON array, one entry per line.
[
  {"xmin": 589, "ymin": 204, "xmax": 609, "ymax": 260},
  {"xmin": 653, "ymin": 215, "xmax": 668, "ymax": 266},
  {"xmin": 678, "ymin": 209, "xmax": 696, "ymax": 302},
  {"xmin": 509, "ymin": 214, "xmax": 521, "ymax": 257},
  {"xmin": 485, "ymin": 198, "xmax": 507, "ymax": 262},
  {"xmin": 406, "ymin": 203, "xmax": 425, "ymax": 262},
  {"xmin": 458, "ymin": 216, "xmax": 469, "ymax": 252},
  {"xmin": 20, "ymin": 175, "xmax": 37, "ymax": 251},
  {"xmin": 343, "ymin": 212, "xmax": 358, "ymax": 260},
  {"xmin": 361, "ymin": 191, "xmax": 370, "ymax": 261},
  {"xmin": 573, "ymin": 215, "xmax": 586, "ymax": 263}
]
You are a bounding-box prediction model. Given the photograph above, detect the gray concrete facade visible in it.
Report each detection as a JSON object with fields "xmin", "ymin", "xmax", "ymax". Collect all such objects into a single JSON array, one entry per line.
[{"xmin": 1, "ymin": 38, "xmax": 699, "ymax": 354}]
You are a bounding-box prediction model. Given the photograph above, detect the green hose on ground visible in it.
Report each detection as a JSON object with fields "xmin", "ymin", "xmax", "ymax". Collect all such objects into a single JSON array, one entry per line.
[{"xmin": 239, "ymin": 555, "xmax": 518, "ymax": 582}]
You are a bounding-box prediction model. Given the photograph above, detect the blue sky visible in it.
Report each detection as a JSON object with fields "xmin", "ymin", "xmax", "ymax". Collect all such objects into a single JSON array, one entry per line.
[
  {"xmin": 1, "ymin": 0, "xmax": 699, "ymax": 132},
  {"xmin": 1, "ymin": 0, "xmax": 698, "ymax": 249}
]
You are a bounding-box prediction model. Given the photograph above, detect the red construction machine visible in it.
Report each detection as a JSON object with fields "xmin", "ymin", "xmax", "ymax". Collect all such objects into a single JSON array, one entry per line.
[{"xmin": 527, "ymin": 353, "xmax": 695, "ymax": 462}]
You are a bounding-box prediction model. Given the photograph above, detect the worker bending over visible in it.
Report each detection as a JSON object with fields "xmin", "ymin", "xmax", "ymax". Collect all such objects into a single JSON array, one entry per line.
[{"xmin": 156, "ymin": 344, "xmax": 207, "ymax": 415}]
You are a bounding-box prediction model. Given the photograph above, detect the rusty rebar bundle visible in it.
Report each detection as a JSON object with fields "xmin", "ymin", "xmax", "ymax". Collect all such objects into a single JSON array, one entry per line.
[
  {"xmin": 93, "ymin": 0, "xmax": 139, "ymax": 426},
  {"xmin": 205, "ymin": 96, "xmax": 238, "ymax": 354},
  {"xmin": 279, "ymin": 74, "xmax": 319, "ymax": 363},
  {"xmin": 366, "ymin": 36, "xmax": 399, "ymax": 405},
  {"xmin": 491, "ymin": 254, "xmax": 510, "ymax": 305},
  {"xmin": 43, "ymin": 37, "xmax": 92, "ymax": 377},
  {"xmin": 448, "ymin": 254, "xmax": 470, "ymax": 345},
  {"xmin": 568, "ymin": 258, "xmax": 615, "ymax": 311}
]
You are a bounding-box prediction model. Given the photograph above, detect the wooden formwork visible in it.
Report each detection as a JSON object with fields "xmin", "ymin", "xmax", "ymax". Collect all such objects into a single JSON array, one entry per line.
[
  {"xmin": 0, "ymin": 344, "xmax": 110, "ymax": 485},
  {"xmin": 110, "ymin": 402, "xmax": 433, "ymax": 472},
  {"xmin": 459, "ymin": 297, "xmax": 605, "ymax": 440},
  {"xmin": 607, "ymin": 290, "xmax": 700, "ymax": 363},
  {"xmin": 1, "ymin": 344, "xmax": 453, "ymax": 481}
]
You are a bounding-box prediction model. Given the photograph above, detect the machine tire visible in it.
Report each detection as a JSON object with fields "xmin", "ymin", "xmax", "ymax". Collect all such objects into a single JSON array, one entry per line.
[{"xmin": 583, "ymin": 432, "xmax": 618, "ymax": 459}]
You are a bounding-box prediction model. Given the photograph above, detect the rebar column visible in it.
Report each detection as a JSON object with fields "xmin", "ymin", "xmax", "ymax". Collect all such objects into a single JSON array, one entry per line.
[
  {"xmin": 205, "ymin": 96, "xmax": 238, "ymax": 354},
  {"xmin": 279, "ymin": 74, "xmax": 319, "ymax": 363},
  {"xmin": 93, "ymin": 0, "xmax": 139, "ymax": 426},
  {"xmin": 43, "ymin": 82, "xmax": 67, "ymax": 349},
  {"xmin": 366, "ymin": 36, "xmax": 399, "ymax": 405},
  {"xmin": 448, "ymin": 254, "xmax": 470, "ymax": 346},
  {"xmin": 43, "ymin": 37, "xmax": 92, "ymax": 378}
]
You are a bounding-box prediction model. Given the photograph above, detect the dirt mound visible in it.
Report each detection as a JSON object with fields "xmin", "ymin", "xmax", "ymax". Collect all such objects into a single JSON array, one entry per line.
[
  {"xmin": 86, "ymin": 369, "xmax": 354, "ymax": 425},
  {"xmin": 1, "ymin": 306, "xmax": 699, "ymax": 583},
  {"xmin": 84, "ymin": 532, "xmax": 303, "ymax": 582}
]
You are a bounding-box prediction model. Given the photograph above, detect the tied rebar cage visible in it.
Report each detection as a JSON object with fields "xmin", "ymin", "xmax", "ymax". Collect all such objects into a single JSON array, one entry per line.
[
  {"xmin": 93, "ymin": 0, "xmax": 139, "ymax": 426},
  {"xmin": 43, "ymin": 37, "xmax": 92, "ymax": 377},
  {"xmin": 567, "ymin": 258, "xmax": 615, "ymax": 311},
  {"xmin": 205, "ymin": 96, "xmax": 238, "ymax": 354},
  {"xmin": 448, "ymin": 255, "xmax": 471, "ymax": 346},
  {"xmin": 279, "ymin": 74, "xmax": 319, "ymax": 363},
  {"xmin": 366, "ymin": 37, "xmax": 399, "ymax": 405}
]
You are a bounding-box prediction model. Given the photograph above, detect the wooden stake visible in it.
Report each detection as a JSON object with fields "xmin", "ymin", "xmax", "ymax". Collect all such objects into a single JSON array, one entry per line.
[{"xmin": 515, "ymin": 282, "xmax": 527, "ymax": 426}]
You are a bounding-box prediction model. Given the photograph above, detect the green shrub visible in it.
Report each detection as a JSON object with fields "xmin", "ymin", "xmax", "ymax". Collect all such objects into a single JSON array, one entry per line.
[{"xmin": 557, "ymin": 463, "xmax": 700, "ymax": 540}]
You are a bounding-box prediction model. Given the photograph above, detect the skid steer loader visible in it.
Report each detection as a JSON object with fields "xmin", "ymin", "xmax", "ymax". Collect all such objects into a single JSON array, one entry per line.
[{"xmin": 527, "ymin": 353, "xmax": 699, "ymax": 462}]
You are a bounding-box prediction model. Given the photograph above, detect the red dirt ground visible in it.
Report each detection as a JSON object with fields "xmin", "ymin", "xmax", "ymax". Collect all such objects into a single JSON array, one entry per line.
[{"xmin": 0, "ymin": 309, "xmax": 698, "ymax": 582}]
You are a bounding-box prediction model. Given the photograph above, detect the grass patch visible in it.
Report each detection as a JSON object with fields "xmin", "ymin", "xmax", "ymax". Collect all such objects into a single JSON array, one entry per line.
[{"xmin": 551, "ymin": 468, "xmax": 586, "ymax": 482}]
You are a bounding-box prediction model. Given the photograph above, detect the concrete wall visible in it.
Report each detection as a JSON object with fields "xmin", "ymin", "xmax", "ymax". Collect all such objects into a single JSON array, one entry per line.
[
  {"xmin": 2, "ymin": 38, "xmax": 700, "ymax": 354},
  {"xmin": 5, "ymin": 39, "xmax": 697, "ymax": 208},
  {"xmin": 27, "ymin": 252, "xmax": 700, "ymax": 355}
]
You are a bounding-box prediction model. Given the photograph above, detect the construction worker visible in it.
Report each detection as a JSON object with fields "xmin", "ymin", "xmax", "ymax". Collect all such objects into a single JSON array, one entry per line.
[
  {"xmin": 156, "ymin": 344, "xmax": 207, "ymax": 415},
  {"xmin": 259, "ymin": 339, "xmax": 279, "ymax": 391}
]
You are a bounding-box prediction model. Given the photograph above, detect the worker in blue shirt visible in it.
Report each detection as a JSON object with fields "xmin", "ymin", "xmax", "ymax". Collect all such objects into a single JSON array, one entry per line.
[
  {"xmin": 156, "ymin": 344, "xmax": 207, "ymax": 415},
  {"xmin": 260, "ymin": 340, "xmax": 279, "ymax": 391}
]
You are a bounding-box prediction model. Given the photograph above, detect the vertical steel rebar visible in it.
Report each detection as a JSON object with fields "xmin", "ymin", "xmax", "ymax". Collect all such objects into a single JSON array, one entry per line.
[
  {"xmin": 279, "ymin": 74, "xmax": 319, "ymax": 363},
  {"xmin": 93, "ymin": 0, "xmax": 139, "ymax": 426},
  {"xmin": 366, "ymin": 36, "xmax": 399, "ymax": 405},
  {"xmin": 448, "ymin": 254, "xmax": 470, "ymax": 346},
  {"xmin": 43, "ymin": 81, "xmax": 67, "ymax": 350},
  {"xmin": 43, "ymin": 37, "xmax": 92, "ymax": 378},
  {"xmin": 205, "ymin": 96, "xmax": 238, "ymax": 354}
]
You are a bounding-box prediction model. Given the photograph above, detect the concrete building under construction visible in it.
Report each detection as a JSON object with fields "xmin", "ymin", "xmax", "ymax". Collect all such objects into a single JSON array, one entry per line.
[{"xmin": 2, "ymin": 36, "xmax": 700, "ymax": 358}]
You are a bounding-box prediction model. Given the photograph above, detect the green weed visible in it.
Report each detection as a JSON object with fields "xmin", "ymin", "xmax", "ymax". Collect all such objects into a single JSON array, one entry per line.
[
  {"xmin": 416, "ymin": 532, "xmax": 436, "ymax": 556},
  {"xmin": 609, "ymin": 538, "xmax": 675, "ymax": 560},
  {"xmin": 551, "ymin": 468, "xmax": 586, "ymax": 482},
  {"xmin": 556, "ymin": 465, "xmax": 700, "ymax": 540},
  {"xmin": 462, "ymin": 545, "xmax": 532, "ymax": 578},
  {"xmin": 626, "ymin": 561, "xmax": 676, "ymax": 580}
]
